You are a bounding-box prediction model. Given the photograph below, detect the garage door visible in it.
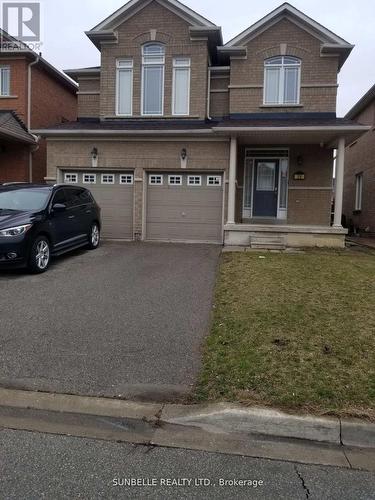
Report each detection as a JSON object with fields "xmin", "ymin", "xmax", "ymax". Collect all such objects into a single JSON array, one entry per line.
[
  {"xmin": 146, "ymin": 173, "xmax": 223, "ymax": 243},
  {"xmin": 62, "ymin": 171, "xmax": 134, "ymax": 239}
]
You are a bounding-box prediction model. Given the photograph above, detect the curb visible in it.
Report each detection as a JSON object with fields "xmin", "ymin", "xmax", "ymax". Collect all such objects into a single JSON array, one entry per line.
[{"xmin": 0, "ymin": 388, "xmax": 374, "ymax": 450}]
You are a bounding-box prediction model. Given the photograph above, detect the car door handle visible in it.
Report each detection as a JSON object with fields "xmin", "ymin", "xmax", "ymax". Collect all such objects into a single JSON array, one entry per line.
[{"xmin": 68, "ymin": 215, "xmax": 75, "ymax": 219}]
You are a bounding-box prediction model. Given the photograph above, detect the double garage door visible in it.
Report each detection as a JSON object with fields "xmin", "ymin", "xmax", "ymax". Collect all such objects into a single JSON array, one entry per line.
[{"xmin": 62, "ymin": 171, "xmax": 223, "ymax": 243}]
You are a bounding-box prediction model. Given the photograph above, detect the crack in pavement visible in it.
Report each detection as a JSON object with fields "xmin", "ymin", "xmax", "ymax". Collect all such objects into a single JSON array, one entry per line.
[{"xmin": 294, "ymin": 465, "xmax": 310, "ymax": 499}]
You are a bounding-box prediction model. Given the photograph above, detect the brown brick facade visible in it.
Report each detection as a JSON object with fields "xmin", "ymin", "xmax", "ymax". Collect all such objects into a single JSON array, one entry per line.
[{"xmin": 343, "ymin": 102, "xmax": 375, "ymax": 232}]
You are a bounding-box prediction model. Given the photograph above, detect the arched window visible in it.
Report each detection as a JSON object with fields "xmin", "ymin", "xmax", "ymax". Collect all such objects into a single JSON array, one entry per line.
[
  {"xmin": 264, "ymin": 56, "xmax": 301, "ymax": 105},
  {"xmin": 142, "ymin": 43, "xmax": 165, "ymax": 115}
]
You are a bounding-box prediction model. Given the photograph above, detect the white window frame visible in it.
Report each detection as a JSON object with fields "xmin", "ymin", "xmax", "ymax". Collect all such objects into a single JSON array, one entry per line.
[
  {"xmin": 116, "ymin": 59, "xmax": 133, "ymax": 117},
  {"xmin": 355, "ymin": 173, "xmax": 363, "ymax": 211},
  {"xmin": 83, "ymin": 173, "xmax": 97, "ymax": 184},
  {"xmin": 64, "ymin": 173, "xmax": 78, "ymax": 184},
  {"xmin": 207, "ymin": 175, "xmax": 222, "ymax": 187},
  {"xmin": 172, "ymin": 58, "xmax": 191, "ymax": 116},
  {"xmin": 188, "ymin": 175, "xmax": 202, "ymax": 186},
  {"xmin": 263, "ymin": 56, "xmax": 301, "ymax": 105},
  {"xmin": 168, "ymin": 175, "xmax": 182, "ymax": 185},
  {"xmin": 101, "ymin": 174, "xmax": 115, "ymax": 184},
  {"xmin": 141, "ymin": 44, "xmax": 165, "ymax": 116},
  {"xmin": 149, "ymin": 175, "xmax": 163, "ymax": 185},
  {"xmin": 119, "ymin": 174, "xmax": 134, "ymax": 185},
  {"xmin": 0, "ymin": 66, "xmax": 10, "ymax": 96}
]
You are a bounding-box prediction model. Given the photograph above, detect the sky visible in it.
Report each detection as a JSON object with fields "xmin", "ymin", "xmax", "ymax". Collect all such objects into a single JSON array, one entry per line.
[{"xmin": 38, "ymin": 0, "xmax": 375, "ymax": 116}]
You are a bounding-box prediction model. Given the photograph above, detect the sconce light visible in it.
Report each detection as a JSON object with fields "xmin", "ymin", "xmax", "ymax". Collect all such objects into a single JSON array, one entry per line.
[
  {"xmin": 91, "ymin": 147, "xmax": 98, "ymax": 168},
  {"xmin": 181, "ymin": 148, "xmax": 187, "ymax": 161},
  {"xmin": 297, "ymin": 155, "xmax": 303, "ymax": 166}
]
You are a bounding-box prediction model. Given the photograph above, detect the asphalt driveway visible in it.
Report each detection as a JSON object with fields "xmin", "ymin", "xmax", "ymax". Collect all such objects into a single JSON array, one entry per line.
[{"xmin": 0, "ymin": 242, "xmax": 221, "ymax": 401}]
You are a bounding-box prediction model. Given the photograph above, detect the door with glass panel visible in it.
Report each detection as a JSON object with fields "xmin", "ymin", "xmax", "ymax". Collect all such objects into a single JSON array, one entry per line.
[{"xmin": 253, "ymin": 160, "xmax": 279, "ymax": 217}]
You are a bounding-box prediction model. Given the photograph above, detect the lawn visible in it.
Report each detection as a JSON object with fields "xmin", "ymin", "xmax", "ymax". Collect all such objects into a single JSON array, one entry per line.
[{"xmin": 196, "ymin": 249, "xmax": 375, "ymax": 419}]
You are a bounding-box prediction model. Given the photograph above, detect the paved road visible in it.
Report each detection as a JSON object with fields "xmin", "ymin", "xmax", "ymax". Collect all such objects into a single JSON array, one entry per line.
[
  {"xmin": 1, "ymin": 429, "xmax": 374, "ymax": 499},
  {"xmin": 0, "ymin": 242, "xmax": 220, "ymax": 400}
]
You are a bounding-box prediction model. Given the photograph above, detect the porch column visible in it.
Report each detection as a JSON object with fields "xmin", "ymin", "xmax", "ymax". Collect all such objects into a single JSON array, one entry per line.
[
  {"xmin": 333, "ymin": 137, "xmax": 345, "ymax": 227},
  {"xmin": 227, "ymin": 136, "xmax": 237, "ymax": 224}
]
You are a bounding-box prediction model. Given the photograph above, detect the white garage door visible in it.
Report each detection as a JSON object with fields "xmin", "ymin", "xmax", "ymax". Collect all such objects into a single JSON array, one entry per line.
[
  {"xmin": 62, "ymin": 171, "xmax": 134, "ymax": 239},
  {"xmin": 146, "ymin": 172, "xmax": 223, "ymax": 243}
]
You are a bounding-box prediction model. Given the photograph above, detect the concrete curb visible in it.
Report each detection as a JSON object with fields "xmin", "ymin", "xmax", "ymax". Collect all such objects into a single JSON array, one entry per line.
[{"xmin": 0, "ymin": 388, "xmax": 374, "ymax": 450}]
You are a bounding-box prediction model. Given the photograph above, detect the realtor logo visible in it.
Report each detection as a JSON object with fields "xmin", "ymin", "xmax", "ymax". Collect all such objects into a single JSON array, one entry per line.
[{"xmin": 2, "ymin": 2, "xmax": 40, "ymax": 40}]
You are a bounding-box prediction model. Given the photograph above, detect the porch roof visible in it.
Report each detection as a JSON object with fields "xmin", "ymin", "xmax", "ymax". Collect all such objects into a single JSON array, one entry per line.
[
  {"xmin": 212, "ymin": 116, "xmax": 370, "ymax": 147},
  {"xmin": 0, "ymin": 111, "xmax": 36, "ymax": 145}
]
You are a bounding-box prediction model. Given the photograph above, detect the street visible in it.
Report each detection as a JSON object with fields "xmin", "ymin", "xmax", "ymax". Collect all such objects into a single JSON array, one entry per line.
[{"xmin": 1, "ymin": 428, "xmax": 375, "ymax": 499}]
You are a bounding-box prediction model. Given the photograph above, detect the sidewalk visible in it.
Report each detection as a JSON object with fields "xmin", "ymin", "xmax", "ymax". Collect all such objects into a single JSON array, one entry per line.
[{"xmin": 0, "ymin": 388, "xmax": 374, "ymax": 472}]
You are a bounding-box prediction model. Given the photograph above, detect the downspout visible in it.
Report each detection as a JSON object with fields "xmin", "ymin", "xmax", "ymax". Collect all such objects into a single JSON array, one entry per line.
[
  {"xmin": 207, "ymin": 67, "xmax": 211, "ymax": 120},
  {"xmin": 27, "ymin": 54, "xmax": 40, "ymax": 182}
]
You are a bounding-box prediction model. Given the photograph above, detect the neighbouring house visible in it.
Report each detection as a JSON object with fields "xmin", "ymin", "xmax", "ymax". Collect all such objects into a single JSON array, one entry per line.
[
  {"xmin": 35, "ymin": 1, "xmax": 368, "ymax": 247},
  {"xmin": 0, "ymin": 30, "xmax": 77, "ymax": 183},
  {"xmin": 343, "ymin": 84, "xmax": 375, "ymax": 236}
]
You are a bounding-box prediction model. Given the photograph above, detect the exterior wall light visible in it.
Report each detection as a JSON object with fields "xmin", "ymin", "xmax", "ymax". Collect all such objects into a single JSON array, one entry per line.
[
  {"xmin": 180, "ymin": 148, "xmax": 187, "ymax": 169},
  {"xmin": 297, "ymin": 155, "xmax": 303, "ymax": 166},
  {"xmin": 91, "ymin": 147, "xmax": 98, "ymax": 168}
]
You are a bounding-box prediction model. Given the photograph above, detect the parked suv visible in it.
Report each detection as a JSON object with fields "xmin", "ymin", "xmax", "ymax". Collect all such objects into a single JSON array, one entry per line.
[{"xmin": 0, "ymin": 184, "xmax": 101, "ymax": 273}]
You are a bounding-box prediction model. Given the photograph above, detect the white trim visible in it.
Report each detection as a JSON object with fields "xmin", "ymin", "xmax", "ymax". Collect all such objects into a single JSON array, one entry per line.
[
  {"xmin": 82, "ymin": 173, "xmax": 97, "ymax": 184},
  {"xmin": 149, "ymin": 174, "xmax": 163, "ymax": 185},
  {"xmin": 207, "ymin": 175, "xmax": 222, "ymax": 186},
  {"xmin": 168, "ymin": 174, "xmax": 183, "ymax": 185},
  {"xmin": 116, "ymin": 58, "xmax": 133, "ymax": 117},
  {"xmin": 225, "ymin": 3, "xmax": 350, "ymax": 47},
  {"xmin": 172, "ymin": 57, "xmax": 191, "ymax": 116},
  {"xmin": 64, "ymin": 173, "xmax": 78, "ymax": 184},
  {"xmin": 119, "ymin": 174, "xmax": 134, "ymax": 185},
  {"xmin": 101, "ymin": 173, "xmax": 115, "ymax": 184},
  {"xmin": 187, "ymin": 175, "xmax": 202, "ymax": 186}
]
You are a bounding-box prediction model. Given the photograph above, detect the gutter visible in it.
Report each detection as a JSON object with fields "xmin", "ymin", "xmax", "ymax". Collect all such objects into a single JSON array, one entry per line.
[
  {"xmin": 27, "ymin": 53, "xmax": 40, "ymax": 182},
  {"xmin": 32, "ymin": 129, "xmax": 215, "ymax": 137}
]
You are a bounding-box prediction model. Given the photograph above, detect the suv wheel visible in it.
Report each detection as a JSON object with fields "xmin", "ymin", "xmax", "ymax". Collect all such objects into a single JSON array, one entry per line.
[
  {"xmin": 88, "ymin": 223, "xmax": 100, "ymax": 250},
  {"xmin": 28, "ymin": 236, "xmax": 50, "ymax": 273}
]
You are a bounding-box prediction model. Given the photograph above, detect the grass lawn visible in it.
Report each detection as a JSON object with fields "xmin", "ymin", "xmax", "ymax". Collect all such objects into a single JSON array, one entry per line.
[{"xmin": 196, "ymin": 248, "xmax": 375, "ymax": 419}]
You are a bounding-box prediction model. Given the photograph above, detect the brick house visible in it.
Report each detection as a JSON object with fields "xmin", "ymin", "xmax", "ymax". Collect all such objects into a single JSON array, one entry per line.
[
  {"xmin": 36, "ymin": 0, "xmax": 368, "ymax": 247},
  {"xmin": 0, "ymin": 31, "xmax": 77, "ymax": 183},
  {"xmin": 343, "ymin": 84, "xmax": 375, "ymax": 236}
]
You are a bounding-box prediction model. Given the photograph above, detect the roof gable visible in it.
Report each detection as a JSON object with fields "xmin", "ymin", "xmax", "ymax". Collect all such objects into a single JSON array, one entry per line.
[{"xmin": 90, "ymin": 0, "xmax": 216, "ymax": 32}]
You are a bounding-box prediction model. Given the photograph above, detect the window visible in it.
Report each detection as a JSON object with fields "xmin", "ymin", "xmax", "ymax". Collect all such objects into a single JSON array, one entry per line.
[
  {"xmin": 168, "ymin": 175, "xmax": 182, "ymax": 185},
  {"xmin": 142, "ymin": 44, "xmax": 165, "ymax": 116},
  {"xmin": 172, "ymin": 58, "xmax": 190, "ymax": 116},
  {"xmin": 188, "ymin": 175, "xmax": 201, "ymax": 186},
  {"xmin": 64, "ymin": 173, "xmax": 78, "ymax": 184},
  {"xmin": 101, "ymin": 174, "xmax": 115, "ymax": 184},
  {"xmin": 0, "ymin": 66, "xmax": 10, "ymax": 96},
  {"xmin": 256, "ymin": 163, "xmax": 275, "ymax": 191},
  {"xmin": 264, "ymin": 56, "xmax": 301, "ymax": 105},
  {"xmin": 207, "ymin": 176, "xmax": 221, "ymax": 186},
  {"xmin": 279, "ymin": 159, "xmax": 288, "ymax": 209},
  {"xmin": 355, "ymin": 173, "xmax": 363, "ymax": 211},
  {"xmin": 117, "ymin": 59, "xmax": 133, "ymax": 116},
  {"xmin": 83, "ymin": 173, "xmax": 96, "ymax": 184},
  {"xmin": 65, "ymin": 188, "xmax": 91, "ymax": 206},
  {"xmin": 149, "ymin": 175, "xmax": 163, "ymax": 185},
  {"xmin": 120, "ymin": 174, "xmax": 134, "ymax": 185}
]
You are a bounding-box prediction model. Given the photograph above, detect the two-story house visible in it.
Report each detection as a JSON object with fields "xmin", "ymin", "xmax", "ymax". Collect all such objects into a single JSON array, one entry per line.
[
  {"xmin": 36, "ymin": 0, "xmax": 368, "ymax": 247},
  {"xmin": 0, "ymin": 30, "xmax": 77, "ymax": 183},
  {"xmin": 343, "ymin": 84, "xmax": 375, "ymax": 236}
]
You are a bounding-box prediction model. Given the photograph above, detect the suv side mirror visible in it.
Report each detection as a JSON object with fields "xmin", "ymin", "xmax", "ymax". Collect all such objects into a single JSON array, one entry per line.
[{"xmin": 52, "ymin": 203, "xmax": 67, "ymax": 213}]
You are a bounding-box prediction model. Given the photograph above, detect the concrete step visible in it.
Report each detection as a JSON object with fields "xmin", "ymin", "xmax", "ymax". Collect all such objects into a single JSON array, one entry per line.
[{"xmin": 250, "ymin": 235, "xmax": 286, "ymax": 250}]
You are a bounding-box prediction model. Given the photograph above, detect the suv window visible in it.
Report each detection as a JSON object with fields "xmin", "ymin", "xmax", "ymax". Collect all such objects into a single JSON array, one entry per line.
[
  {"xmin": 65, "ymin": 188, "xmax": 91, "ymax": 207},
  {"xmin": 51, "ymin": 189, "xmax": 68, "ymax": 206}
]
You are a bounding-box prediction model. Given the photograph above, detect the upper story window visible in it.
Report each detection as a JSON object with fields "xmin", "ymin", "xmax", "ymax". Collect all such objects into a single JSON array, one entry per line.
[
  {"xmin": 142, "ymin": 43, "xmax": 165, "ymax": 116},
  {"xmin": 0, "ymin": 66, "xmax": 10, "ymax": 96},
  {"xmin": 264, "ymin": 56, "xmax": 301, "ymax": 105},
  {"xmin": 116, "ymin": 59, "xmax": 133, "ymax": 116},
  {"xmin": 172, "ymin": 58, "xmax": 190, "ymax": 116}
]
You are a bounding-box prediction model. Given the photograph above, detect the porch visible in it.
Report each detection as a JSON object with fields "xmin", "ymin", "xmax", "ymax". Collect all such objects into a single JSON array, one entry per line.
[{"xmin": 212, "ymin": 117, "xmax": 369, "ymax": 248}]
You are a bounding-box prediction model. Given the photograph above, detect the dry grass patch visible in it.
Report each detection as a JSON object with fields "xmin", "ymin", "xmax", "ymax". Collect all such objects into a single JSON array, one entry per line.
[{"xmin": 196, "ymin": 249, "xmax": 375, "ymax": 418}]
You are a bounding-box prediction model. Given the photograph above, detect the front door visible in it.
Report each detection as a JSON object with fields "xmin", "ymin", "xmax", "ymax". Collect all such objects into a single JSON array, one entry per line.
[{"xmin": 253, "ymin": 160, "xmax": 279, "ymax": 217}]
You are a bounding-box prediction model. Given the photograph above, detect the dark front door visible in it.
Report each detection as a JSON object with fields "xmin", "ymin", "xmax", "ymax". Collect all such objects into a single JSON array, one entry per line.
[{"xmin": 253, "ymin": 160, "xmax": 279, "ymax": 217}]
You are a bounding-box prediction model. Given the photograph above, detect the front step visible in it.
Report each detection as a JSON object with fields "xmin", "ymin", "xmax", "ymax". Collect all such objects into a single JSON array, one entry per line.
[{"xmin": 250, "ymin": 235, "xmax": 286, "ymax": 250}]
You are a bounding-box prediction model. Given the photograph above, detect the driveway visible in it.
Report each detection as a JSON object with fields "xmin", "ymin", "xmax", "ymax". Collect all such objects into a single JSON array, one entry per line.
[{"xmin": 0, "ymin": 242, "xmax": 221, "ymax": 401}]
